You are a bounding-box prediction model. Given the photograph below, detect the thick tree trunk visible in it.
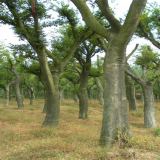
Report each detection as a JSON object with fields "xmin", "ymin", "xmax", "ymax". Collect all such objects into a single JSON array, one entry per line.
[
  {"xmin": 142, "ymin": 84, "xmax": 157, "ymax": 128},
  {"xmin": 38, "ymin": 48, "xmax": 60, "ymax": 127},
  {"xmin": 100, "ymin": 45, "xmax": 131, "ymax": 147},
  {"xmin": 78, "ymin": 68, "xmax": 90, "ymax": 119},
  {"xmin": 126, "ymin": 75, "xmax": 137, "ymax": 111},
  {"xmin": 95, "ymin": 77, "xmax": 104, "ymax": 105}
]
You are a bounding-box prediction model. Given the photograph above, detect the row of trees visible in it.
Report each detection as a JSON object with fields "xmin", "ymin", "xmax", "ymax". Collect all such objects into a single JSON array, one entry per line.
[{"xmin": 0, "ymin": 0, "xmax": 159, "ymax": 147}]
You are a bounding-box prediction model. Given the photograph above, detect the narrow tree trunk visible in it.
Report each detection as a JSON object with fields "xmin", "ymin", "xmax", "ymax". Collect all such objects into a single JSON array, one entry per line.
[
  {"xmin": 38, "ymin": 48, "xmax": 60, "ymax": 127},
  {"xmin": 87, "ymin": 89, "xmax": 92, "ymax": 100},
  {"xmin": 27, "ymin": 87, "xmax": 34, "ymax": 105},
  {"xmin": 126, "ymin": 75, "xmax": 137, "ymax": 111},
  {"xmin": 4, "ymin": 82, "xmax": 10, "ymax": 107},
  {"xmin": 95, "ymin": 77, "xmax": 104, "ymax": 105},
  {"xmin": 100, "ymin": 46, "xmax": 131, "ymax": 147},
  {"xmin": 141, "ymin": 91, "xmax": 144, "ymax": 105},
  {"xmin": 12, "ymin": 66, "xmax": 24, "ymax": 109},
  {"xmin": 59, "ymin": 88, "xmax": 64, "ymax": 102},
  {"xmin": 73, "ymin": 93, "xmax": 79, "ymax": 102},
  {"xmin": 142, "ymin": 84, "xmax": 157, "ymax": 128},
  {"xmin": 9, "ymin": 85, "xmax": 13, "ymax": 101}
]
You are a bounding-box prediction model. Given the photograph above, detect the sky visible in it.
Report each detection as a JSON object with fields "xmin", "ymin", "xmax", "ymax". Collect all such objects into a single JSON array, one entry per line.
[{"xmin": 0, "ymin": 0, "xmax": 159, "ymax": 63}]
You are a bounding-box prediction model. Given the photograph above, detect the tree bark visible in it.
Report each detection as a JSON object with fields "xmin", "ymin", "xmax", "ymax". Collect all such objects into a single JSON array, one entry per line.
[
  {"xmin": 95, "ymin": 77, "xmax": 104, "ymax": 105},
  {"xmin": 78, "ymin": 68, "xmax": 90, "ymax": 119},
  {"xmin": 12, "ymin": 65, "xmax": 24, "ymax": 109},
  {"xmin": 73, "ymin": 93, "xmax": 79, "ymax": 102},
  {"xmin": 141, "ymin": 91, "xmax": 144, "ymax": 105},
  {"xmin": 38, "ymin": 48, "xmax": 60, "ymax": 127},
  {"xmin": 70, "ymin": 0, "xmax": 147, "ymax": 147},
  {"xmin": 59, "ymin": 88, "xmax": 64, "ymax": 102},
  {"xmin": 142, "ymin": 84, "xmax": 157, "ymax": 128},
  {"xmin": 125, "ymin": 66, "xmax": 157, "ymax": 128},
  {"xmin": 9, "ymin": 85, "xmax": 13, "ymax": 101},
  {"xmin": 4, "ymin": 81, "xmax": 11, "ymax": 107},
  {"xmin": 126, "ymin": 75, "xmax": 137, "ymax": 111},
  {"xmin": 100, "ymin": 45, "xmax": 131, "ymax": 146}
]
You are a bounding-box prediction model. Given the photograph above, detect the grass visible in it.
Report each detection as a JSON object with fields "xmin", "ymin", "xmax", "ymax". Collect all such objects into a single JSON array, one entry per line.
[{"xmin": 0, "ymin": 99, "xmax": 160, "ymax": 159}]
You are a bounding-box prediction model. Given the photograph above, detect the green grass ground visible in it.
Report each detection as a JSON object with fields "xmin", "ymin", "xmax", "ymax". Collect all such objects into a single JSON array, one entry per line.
[{"xmin": 0, "ymin": 99, "xmax": 160, "ymax": 159}]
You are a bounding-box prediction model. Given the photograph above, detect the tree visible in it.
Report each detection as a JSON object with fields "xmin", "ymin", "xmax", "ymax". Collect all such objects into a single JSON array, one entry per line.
[
  {"xmin": 136, "ymin": 2, "xmax": 160, "ymax": 49},
  {"xmin": 70, "ymin": 0, "xmax": 147, "ymax": 146},
  {"xmin": 125, "ymin": 45, "xmax": 158, "ymax": 128},
  {"xmin": 0, "ymin": 1, "xmax": 94, "ymax": 127}
]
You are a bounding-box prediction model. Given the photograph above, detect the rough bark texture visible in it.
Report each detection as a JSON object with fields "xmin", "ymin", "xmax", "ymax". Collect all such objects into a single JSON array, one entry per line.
[
  {"xmin": 78, "ymin": 68, "xmax": 90, "ymax": 119},
  {"xmin": 100, "ymin": 44, "xmax": 131, "ymax": 146},
  {"xmin": 125, "ymin": 66, "xmax": 157, "ymax": 128},
  {"xmin": 95, "ymin": 77, "xmax": 104, "ymax": 105},
  {"xmin": 142, "ymin": 84, "xmax": 157, "ymax": 128},
  {"xmin": 126, "ymin": 75, "xmax": 137, "ymax": 111},
  {"xmin": 38, "ymin": 48, "xmax": 60, "ymax": 127},
  {"xmin": 70, "ymin": 0, "xmax": 147, "ymax": 147}
]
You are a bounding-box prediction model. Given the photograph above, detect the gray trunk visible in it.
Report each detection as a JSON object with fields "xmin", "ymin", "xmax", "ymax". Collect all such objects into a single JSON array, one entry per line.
[
  {"xmin": 141, "ymin": 91, "xmax": 144, "ymax": 105},
  {"xmin": 142, "ymin": 84, "xmax": 157, "ymax": 128},
  {"xmin": 95, "ymin": 77, "xmax": 104, "ymax": 105},
  {"xmin": 42, "ymin": 71, "xmax": 60, "ymax": 126},
  {"xmin": 126, "ymin": 75, "xmax": 137, "ymax": 111},
  {"xmin": 73, "ymin": 93, "xmax": 79, "ymax": 102},
  {"xmin": 100, "ymin": 46, "xmax": 131, "ymax": 147},
  {"xmin": 78, "ymin": 68, "xmax": 90, "ymax": 119},
  {"xmin": 59, "ymin": 88, "xmax": 64, "ymax": 102},
  {"xmin": 4, "ymin": 82, "xmax": 10, "ymax": 107},
  {"xmin": 12, "ymin": 66, "xmax": 24, "ymax": 109}
]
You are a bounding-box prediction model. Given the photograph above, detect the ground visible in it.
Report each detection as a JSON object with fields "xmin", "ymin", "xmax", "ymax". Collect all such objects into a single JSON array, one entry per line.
[{"xmin": 0, "ymin": 99, "xmax": 160, "ymax": 160}]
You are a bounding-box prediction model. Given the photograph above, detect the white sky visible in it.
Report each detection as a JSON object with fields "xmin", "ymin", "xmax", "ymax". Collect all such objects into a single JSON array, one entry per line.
[{"xmin": 0, "ymin": 0, "xmax": 159, "ymax": 63}]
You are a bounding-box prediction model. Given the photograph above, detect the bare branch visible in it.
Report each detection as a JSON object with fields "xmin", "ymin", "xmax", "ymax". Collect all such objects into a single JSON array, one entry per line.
[{"xmin": 126, "ymin": 44, "xmax": 139, "ymax": 61}]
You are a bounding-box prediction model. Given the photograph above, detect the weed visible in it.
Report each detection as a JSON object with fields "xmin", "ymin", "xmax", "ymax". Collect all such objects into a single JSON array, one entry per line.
[{"xmin": 155, "ymin": 128, "xmax": 160, "ymax": 136}]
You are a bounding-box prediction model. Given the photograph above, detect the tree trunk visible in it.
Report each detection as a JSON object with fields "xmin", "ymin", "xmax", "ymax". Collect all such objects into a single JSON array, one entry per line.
[
  {"xmin": 38, "ymin": 48, "xmax": 60, "ymax": 127},
  {"xmin": 43, "ymin": 89, "xmax": 47, "ymax": 113},
  {"xmin": 28, "ymin": 88, "xmax": 34, "ymax": 105},
  {"xmin": 59, "ymin": 88, "xmax": 64, "ymax": 102},
  {"xmin": 142, "ymin": 84, "xmax": 157, "ymax": 128},
  {"xmin": 12, "ymin": 66, "xmax": 24, "ymax": 109},
  {"xmin": 73, "ymin": 93, "xmax": 79, "ymax": 102},
  {"xmin": 100, "ymin": 45, "xmax": 131, "ymax": 147},
  {"xmin": 9, "ymin": 85, "xmax": 13, "ymax": 101},
  {"xmin": 95, "ymin": 77, "xmax": 104, "ymax": 105},
  {"xmin": 78, "ymin": 68, "xmax": 90, "ymax": 119},
  {"xmin": 87, "ymin": 89, "xmax": 92, "ymax": 100},
  {"xmin": 141, "ymin": 91, "xmax": 144, "ymax": 105},
  {"xmin": 126, "ymin": 75, "xmax": 137, "ymax": 111},
  {"xmin": 4, "ymin": 82, "xmax": 10, "ymax": 107}
]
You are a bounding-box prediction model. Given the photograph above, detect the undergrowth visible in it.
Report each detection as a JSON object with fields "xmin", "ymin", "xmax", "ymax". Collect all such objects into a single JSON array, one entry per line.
[{"xmin": 0, "ymin": 99, "xmax": 160, "ymax": 159}]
